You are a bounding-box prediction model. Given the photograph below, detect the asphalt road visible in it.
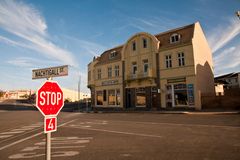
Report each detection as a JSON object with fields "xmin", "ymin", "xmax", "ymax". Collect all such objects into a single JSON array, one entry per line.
[{"xmin": 0, "ymin": 110, "xmax": 239, "ymax": 160}]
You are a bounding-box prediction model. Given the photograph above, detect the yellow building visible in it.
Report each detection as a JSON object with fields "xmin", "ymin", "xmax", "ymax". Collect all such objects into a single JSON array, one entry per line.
[{"xmin": 88, "ymin": 22, "xmax": 215, "ymax": 110}]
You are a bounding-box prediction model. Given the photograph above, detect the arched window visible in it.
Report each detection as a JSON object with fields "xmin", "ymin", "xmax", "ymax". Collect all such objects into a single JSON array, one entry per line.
[{"xmin": 170, "ymin": 33, "xmax": 181, "ymax": 44}]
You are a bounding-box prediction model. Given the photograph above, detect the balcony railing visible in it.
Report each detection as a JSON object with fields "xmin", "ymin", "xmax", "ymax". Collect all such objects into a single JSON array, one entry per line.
[{"xmin": 126, "ymin": 72, "xmax": 153, "ymax": 80}]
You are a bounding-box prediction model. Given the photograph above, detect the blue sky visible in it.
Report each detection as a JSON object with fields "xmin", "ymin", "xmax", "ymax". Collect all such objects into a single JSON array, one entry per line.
[{"xmin": 0, "ymin": 0, "xmax": 239, "ymax": 93}]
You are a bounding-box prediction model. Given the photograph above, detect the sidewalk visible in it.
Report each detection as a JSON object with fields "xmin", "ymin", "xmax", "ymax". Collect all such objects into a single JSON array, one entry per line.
[{"xmin": 90, "ymin": 109, "xmax": 240, "ymax": 115}]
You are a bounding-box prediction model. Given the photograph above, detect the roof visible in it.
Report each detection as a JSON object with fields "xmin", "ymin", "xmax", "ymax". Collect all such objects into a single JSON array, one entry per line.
[
  {"xmin": 155, "ymin": 23, "xmax": 195, "ymax": 49},
  {"xmin": 215, "ymin": 72, "xmax": 240, "ymax": 80},
  {"xmin": 92, "ymin": 23, "xmax": 196, "ymax": 66},
  {"xmin": 95, "ymin": 45, "xmax": 123, "ymax": 66}
]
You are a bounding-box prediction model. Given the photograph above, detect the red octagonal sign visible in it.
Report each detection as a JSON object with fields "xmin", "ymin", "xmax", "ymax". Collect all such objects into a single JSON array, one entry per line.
[{"xmin": 36, "ymin": 81, "xmax": 64, "ymax": 116}]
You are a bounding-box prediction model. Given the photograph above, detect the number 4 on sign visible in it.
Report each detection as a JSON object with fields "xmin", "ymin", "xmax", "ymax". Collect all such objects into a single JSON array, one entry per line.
[{"xmin": 44, "ymin": 117, "xmax": 57, "ymax": 133}]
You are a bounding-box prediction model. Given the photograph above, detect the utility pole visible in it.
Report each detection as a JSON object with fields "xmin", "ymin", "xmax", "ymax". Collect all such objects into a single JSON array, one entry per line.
[{"xmin": 78, "ymin": 74, "xmax": 81, "ymax": 111}]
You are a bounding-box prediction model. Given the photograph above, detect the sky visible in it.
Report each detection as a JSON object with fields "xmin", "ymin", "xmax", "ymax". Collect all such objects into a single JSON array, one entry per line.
[{"xmin": 0, "ymin": 0, "xmax": 239, "ymax": 93}]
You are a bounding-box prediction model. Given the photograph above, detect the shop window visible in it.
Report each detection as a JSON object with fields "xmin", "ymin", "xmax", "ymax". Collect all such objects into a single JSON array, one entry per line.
[
  {"xmin": 96, "ymin": 91, "xmax": 103, "ymax": 105},
  {"xmin": 103, "ymin": 90, "xmax": 107, "ymax": 101},
  {"xmin": 116, "ymin": 89, "xmax": 121, "ymax": 105},
  {"xmin": 136, "ymin": 88, "xmax": 146, "ymax": 107},
  {"xmin": 174, "ymin": 84, "xmax": 188, "ymax": 106},
  {"xmin": 108, "ymin": 90, "xmax": 116, "ymax": 105}
]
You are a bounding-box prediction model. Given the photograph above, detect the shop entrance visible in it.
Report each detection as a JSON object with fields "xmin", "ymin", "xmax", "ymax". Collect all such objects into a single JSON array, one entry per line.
[{"xmin": 166, "ymin": 84, "xmax": 189, "ymax": 107}]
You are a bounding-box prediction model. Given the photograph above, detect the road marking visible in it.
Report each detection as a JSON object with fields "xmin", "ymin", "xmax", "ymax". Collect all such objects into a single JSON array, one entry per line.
[
  {"xmin": 0, "ymin": 131, "xmax": 24, "ymax": 134},
  {"xmin": 78, "ymin": 118, "xmax": 240, "ymax": 129},
  {"xmin": 0, "ymin": 119, "xmax": 77, "ymax": 151},
  {"xmin": 70, "ymin": 126, "xmax": 162, "ymax": 138},
  {"xmin": 0, "ymin": 135, "xmax": 12, "ymax": 139},
  {"xmin": 0, "ymin": 122, "xmax": 43, "ymax": 143},
  {"xmin": 9, "ymin": 136, "xmax": 92, "ymax": 159}
]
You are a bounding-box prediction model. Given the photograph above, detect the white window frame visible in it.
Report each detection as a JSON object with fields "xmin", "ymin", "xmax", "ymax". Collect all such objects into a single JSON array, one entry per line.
[
  {"xmin": 178, "ymin": 52, "xmax": 185, "ymax": 66},
  {"xmin": 170, "ymin": 33, "xmax": 181, "ymax": 44},
  {"xmin": 114, "ymin": 65, "xmax": 119, "ymax": 77},
  {"xmin": 165, "ymin": 55, "xmax": 172, "ymax": 68},
  {"xmin": 132, "ymin": 63, "xmax": 137, "ymax": 76},
  {"xmin": 108, "ymin": 67, "xmax": 112, "ymax": 78},
  {"xmin": 143, "ymin": 59, "xmax": 148, "ymax": 76}
]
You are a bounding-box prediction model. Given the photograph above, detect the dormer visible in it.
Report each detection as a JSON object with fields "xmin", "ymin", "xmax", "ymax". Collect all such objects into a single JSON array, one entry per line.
[
  {"xmin": 109, "ymin": 50, "xmax": 118, "ymax": 59},
  {"xmin": 170, "ymin": 33, "xmax": 181, "ymax": 44}
]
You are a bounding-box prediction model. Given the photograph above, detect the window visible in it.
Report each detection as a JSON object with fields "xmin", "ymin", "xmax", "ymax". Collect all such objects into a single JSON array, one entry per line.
[
  {"xmin": 109, "ymin": 50, "xmax": 117, "ymax": 59},
  {"xmin": 132, "ymin": 62, "xmax": 137, "ymax": 75},
  {"xmin": 143, "ymin": 38, "xmax": 147, "ymax": 48},
  {"xmin": 170, "ymin": 33, "xmax": 181, "ymax": 43},
  {"xmin": 114, "ymin": 65, "xmax": 120, "ymax": 77},
  {"xmin": 165, "ymin": 55, "xmax": 172, "ymax": 68},
  {"xmin": 143, "ymin": 59, "xmax": 148, "ymax": 76},
  {"xmin": 103, "ymin": 90, "xmax": 107, "ymax": 101},
  {"xmin": 116, "ymin": 89, "xmax": 120, "ymax": 105},
  {"xmin": 107, "ymin": 89, "xmax": 120, "ymax": 106},
  {"xmin": 108, "ymin": 90, "xmax": 116, "ymax": 105},
  {"xmin": 136, "ymin": 88, "xmax": 146, "ymax": 107},
  {"xmin": 88, "ymin": 71, "xmax": 91, "ymax": 81},
  {"xmin": 97, "ymin": 69, "xmax": 101, "ymax": 79},
  {"xmin": 178, "ymin": 52, "xmax": 185, "ymax": 66},
  {"xmin": 96, "ymin": 91, "xmax": 103, "ymax": 105},
  {"xmin": 108, "ymin": 67, "xmax": 112, "ymax": 78},
  {"xmin": 132, "ymin": 41, "xmax": 136, "ymax": 51}
]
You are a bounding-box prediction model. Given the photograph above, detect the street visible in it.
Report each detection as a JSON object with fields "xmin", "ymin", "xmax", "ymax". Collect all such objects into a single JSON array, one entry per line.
[{"xmin": 0, "ymin": 110, "xmax": 239, "ymax": 160}]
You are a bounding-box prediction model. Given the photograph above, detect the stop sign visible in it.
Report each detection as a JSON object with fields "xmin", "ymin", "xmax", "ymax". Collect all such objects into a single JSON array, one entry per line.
[{"xmin": 36, "ymin": 81, "xmax": 64, "ymax": 116}]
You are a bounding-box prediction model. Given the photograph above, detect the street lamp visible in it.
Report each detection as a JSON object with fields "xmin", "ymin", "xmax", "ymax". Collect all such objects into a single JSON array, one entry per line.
[{"xmin": 236, "ymin": 11, "xmax": 240, "ymax": 19}]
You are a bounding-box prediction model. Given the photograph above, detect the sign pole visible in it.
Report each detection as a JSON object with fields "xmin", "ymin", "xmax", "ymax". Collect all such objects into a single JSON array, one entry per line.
[
  {"xmin": 46, "ymin": 77, "xmax": 52, "ymax": 160},
  {"xmin": 33, "ymin": 66, "xmax": 66, "ymax": 160},
  {"xmin": 46, "ymin": 132, "xmax": 51, "ymax": 160}
]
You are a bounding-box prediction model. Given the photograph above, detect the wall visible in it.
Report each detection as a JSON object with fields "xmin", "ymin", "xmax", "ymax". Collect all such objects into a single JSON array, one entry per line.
[
  {"xmin": 202, "ymin": 95, "xmax": 240, "ymax": 110},
  {"xmin": 192, "ymin": 22, "xmax": 215, "ymax": 109}
]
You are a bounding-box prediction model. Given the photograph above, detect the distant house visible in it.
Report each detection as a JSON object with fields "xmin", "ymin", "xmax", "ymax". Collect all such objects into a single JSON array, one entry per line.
[
  {"xmin": 3, "ymin": 89, "xmax": 90, "ymax": 102},
  {"xmin": 4, "ymin": 90, "xmax": 34, "ymax": 99},
  {"xmin": 61, "ymin": 88, "xmax": 90, "ymax": 102},
  {"xmin": 215, "ymin": 72, "xmax": 240, "ymax": 89}
]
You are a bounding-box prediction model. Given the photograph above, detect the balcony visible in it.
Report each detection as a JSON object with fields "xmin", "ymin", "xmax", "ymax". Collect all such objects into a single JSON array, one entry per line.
[{"xmin": 126, "ymin": 72, "xmax": 154, "ymax": 81}]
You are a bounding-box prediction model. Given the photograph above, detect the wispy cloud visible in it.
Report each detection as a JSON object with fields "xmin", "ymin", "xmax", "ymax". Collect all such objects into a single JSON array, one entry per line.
[
  {"xmin": 214, "ymin": 44, "xmax": 240, "ymax": 74},
  {"xmin": 208, "ymin": 18, "xmax": 240, "ymax": 53},
  {"xmin": 0, "ymin": 0, "xmax": 78, "ymax": 67},
  {"xmin": 114, "ymin": 16, "xmax": 180, "ymax": 35},
  {"xmin": 63, "ymin": 35, "xmax": 107, "ymax": 56},
  {"xmin": 7, "ymin": 57, "xmax": 59, "ymax": 68}
]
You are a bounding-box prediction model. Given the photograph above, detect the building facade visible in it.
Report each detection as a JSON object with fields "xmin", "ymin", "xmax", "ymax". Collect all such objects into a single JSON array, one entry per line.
[{"xmin": 88, "ymin": 22, "xmax": 215, "ymax": 110}]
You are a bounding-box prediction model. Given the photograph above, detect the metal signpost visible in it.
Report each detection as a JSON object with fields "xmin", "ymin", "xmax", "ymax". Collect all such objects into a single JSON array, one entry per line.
[{"xmin": 33, "ymin": 65, "xmax": 68, "ymax": 160}]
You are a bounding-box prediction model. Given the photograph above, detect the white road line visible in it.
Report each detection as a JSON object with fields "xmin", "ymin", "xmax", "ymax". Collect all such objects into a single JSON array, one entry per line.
[
  {"xmin": 70, "ymin": 126, "xmax": 162, "ymax": 138},
  {"xmin": 78, "ymin": 118, "xmax": 240, "ymax": 129},
  {"xmin": 0, "ymin": 119, "xmax": 77, "ymax": 151},
  {"xmin": 0, "ymin": 135, "xmax": 13, "ymax": 139},
  {"xmin": 0, "ymin": 131, "xmax": 24, "ymax": 134}
]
